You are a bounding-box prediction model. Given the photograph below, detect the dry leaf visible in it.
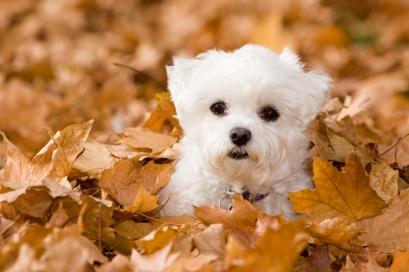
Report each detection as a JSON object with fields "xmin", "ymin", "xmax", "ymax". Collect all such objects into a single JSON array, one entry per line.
[
  {"xmin": 47, "ymin": 120, "xmax": 94, "ymax": 179},
  {"xmin": 289, "ymin": 154, "xmax": 386, "ymax": 221},
  {"xmin": 390, "ymin": 251, "xmax": 409, "ymax": 272},
  {"xmin": 194, "ymin": 194, "xmax": 259, "ymax": 232},
  {"xmin": 1, "ymin": 133, "xmax": 55, "ymax": 191},
  {"xmin": 120, "ymin": 127, "xmax": 177, "ymax": 155},
  {"xmin": 124, "ymin": 186, "xmax": 159, "ymax": 214},
  {"xmin": 130, "ymin": 242, "xmax": 179, "ymax": 272},
  {"xmin": 100, "ymin": 159, "xmax": 171, "ymax": 207},
  {"xmin": 136, "ymin": 225, "xmax": 179, "ymax": 254},
  {"xmin": 369, "ymin": 162, "xmax": 399, "ymax": 203},
  {"xmin": 193, "ymin": 224, "xmax": 225, "ymax": 258},
  {"xmin": 224, "ymin": 220, "xmax": 309, "ymax": 272},
  {"xmin": 359, "ymin": 190, "xmax": 409, "ymax": 252},
  {"xmin": 143, "ymin": 92, "xmax": 181, "ymax": 137},
  {"xmin": 309, "ymin": 217, "xmax": 361, "ymax": 249}
]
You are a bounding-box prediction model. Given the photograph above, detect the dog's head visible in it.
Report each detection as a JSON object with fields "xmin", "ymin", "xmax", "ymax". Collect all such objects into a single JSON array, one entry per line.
[{"xmin": 167, "ymin": 44, "xmax": 330, "ymax": 187}]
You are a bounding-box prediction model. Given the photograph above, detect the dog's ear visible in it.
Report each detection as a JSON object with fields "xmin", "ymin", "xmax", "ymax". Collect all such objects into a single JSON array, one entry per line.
[
  {"xmin": 299, "ymin": 70, "xmax": 331, "ymax": 125},
  {"xmin": 280, "ymin": 47, "xmax": 331, "ymax": 125},
  {"xmin": 279, "ymin": 47, "xmax": 304, "ymax": 71},
  {"xmin": 166, "ymin": 57, "xmax": 198, "ymax": 116}
]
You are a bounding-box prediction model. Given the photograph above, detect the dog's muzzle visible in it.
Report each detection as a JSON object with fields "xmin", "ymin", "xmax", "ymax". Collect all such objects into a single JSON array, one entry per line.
[{"xmin": 228, "ymin": 147, "xmax": 249, "ymax": 160}]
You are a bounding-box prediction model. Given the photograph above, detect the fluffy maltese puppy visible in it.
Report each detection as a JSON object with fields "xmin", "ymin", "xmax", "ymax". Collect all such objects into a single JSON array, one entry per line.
[{"xmin": 160, "ymin": 44, "xmax": 330, "ymax": 218}]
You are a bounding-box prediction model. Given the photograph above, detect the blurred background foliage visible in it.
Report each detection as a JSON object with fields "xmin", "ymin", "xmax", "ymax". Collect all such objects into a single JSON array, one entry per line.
[{"xmin": 0, "ymin": 0, "xmax": 408, "ymax": 157}]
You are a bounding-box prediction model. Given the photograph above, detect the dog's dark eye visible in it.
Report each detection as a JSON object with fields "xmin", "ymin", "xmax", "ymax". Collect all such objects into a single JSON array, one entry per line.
[
  {"xmin": 259, "ymin": 106, "xmax": 279, "ymax": 122},
  {"xmin": 210, "ymin": 101, "xmax": 227, "ymax": 116}
]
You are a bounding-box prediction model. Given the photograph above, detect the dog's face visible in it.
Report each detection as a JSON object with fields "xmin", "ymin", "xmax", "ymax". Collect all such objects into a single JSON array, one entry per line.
[{"xmin": 167, "ymin": 45, "xmax": 330, "ymax": 188}]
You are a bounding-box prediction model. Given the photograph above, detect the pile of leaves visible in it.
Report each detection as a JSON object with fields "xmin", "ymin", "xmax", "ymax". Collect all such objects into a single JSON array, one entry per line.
[
  {"xmin": 1, "ymin": 0, "xmax": 409, "ymax": 271},
  {"xmin": 1, "ymin": 92, "xmax": 409, "ymax": 271}
]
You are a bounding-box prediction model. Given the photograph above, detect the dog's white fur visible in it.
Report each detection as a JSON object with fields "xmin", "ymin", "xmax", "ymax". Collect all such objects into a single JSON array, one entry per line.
[{"xmin": 160, "ymin": 44, "xmax": 330, "ymax": 218}]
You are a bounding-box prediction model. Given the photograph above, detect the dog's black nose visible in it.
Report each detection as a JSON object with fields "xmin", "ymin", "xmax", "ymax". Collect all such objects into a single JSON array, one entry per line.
[{"xmin": 230, "ymin": 127, "xmax": 251, "ymax": 146}]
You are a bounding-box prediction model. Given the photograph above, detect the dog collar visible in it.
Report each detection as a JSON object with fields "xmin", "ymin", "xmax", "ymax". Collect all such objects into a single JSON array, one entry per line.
[
  {"xmin": 219, "ymin": 185, "xmax": 269, "ymax": 210},
  {"xmin": 241, "ymin": 190, "xmax": 269, "ymax": 202}
]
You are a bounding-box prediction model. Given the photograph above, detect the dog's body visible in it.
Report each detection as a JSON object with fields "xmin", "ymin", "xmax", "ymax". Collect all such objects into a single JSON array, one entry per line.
[{"xmin": 160, "ymin": 44, "xmax": 330, "ymax": 218}]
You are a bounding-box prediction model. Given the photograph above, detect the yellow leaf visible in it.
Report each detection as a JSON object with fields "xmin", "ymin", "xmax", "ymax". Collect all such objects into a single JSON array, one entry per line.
[
  {"xmin": 136, "ymin": 225, "xmax": 179, "ymax": 254},
  {"xmin": 308, "ymin": 217, "xmax": 361, "ymax": 250},
  {"xmin": 289, "ymin": 154, "xmax": 386, "ymax": 222},
  {"xmin": 194, "ymin": 194, "xmax": 259, "ymax": 232},
  {"xmin": 143, "ymin": 92, "xmax": 181, "ymax": 137},
  {"xmin": 124, "ymin": 186, "xmax": 159, "ymax": 214},
  {"xmin": 390, "ymin": 251, "xmax": 409, "ymax": 272},
  {"xmin": 224, "ymin": 220, "xmax": 309, "ymax": 272}
]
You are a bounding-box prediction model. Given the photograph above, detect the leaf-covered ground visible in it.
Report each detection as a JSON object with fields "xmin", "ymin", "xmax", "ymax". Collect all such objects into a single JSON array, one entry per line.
[{"xmin": 1, "ymin": 0, "xmax": 409, "ymax": 271}]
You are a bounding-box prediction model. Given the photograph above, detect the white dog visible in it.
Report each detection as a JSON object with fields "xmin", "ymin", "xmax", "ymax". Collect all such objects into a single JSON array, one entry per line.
[{"xmin": 159, "ymin": 44, "xmax": 330, "ymax": 218}]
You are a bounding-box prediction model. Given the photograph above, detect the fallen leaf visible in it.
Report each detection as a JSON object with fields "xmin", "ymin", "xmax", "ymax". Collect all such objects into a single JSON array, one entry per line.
[
  {"xmin": 194, "ymin": 194, "xmax": 259, "ymax": 232},
  {"xmin": 359, "ymin": 189, "xmax": 409, "ymax": 252},
  {"xmin": 341, "ymin": 254, "xmax": 389, "ymax": 272},
  {"xmin": 124, "ymin": 186, "xmax": 159, "ymax": 214},
  {"xmin": 39, "ymin": 226, "xmax": 108, "ymax": 271},
  {"xmin": 130, "ymin": 242, "xmax": 179, "ymax": 272},
  {"xmin": 71, "ymin": 142, "xmax": 117, "ymax": 178},
  {"xmin": 114, "ymin": 220, "xmax": 158, "ymax": 240},
  {"xmin": 369, "ymin": 162, "xmax": 399, "ymax": 203},
  {"xmin": 143, "ymin": 92, "xmax": 181, "ymax": 137},
  {"xmin": 0, "ymin": 133, "xmax": 55, "ymax": 192},
  {"xmin": 13, "ymin": 188, "xmax": 53, "ymax": 221},
  {"xmin": 309, "ymin": 217, "xmax": 361, "ymax": 250},
  {"xmin": 224, "ymin": 220, "xmax": 309, "ymax": 272},
  {"xmin": 99, "ymin": 158, "xmax": 171, "ymax": 208},
  {"xmin": 193, "ymin": 224, "xmax": 225, "ymax": 258},
  {"xmin": 136, "ymin": 225, "xmax": 179, "ymax": 254},
  {"xmin": 120, "ymin": 127, "xmax": 177, "ymax": 155},
  {"xmin": 46, "ymin": 201, "xmax": 70, "ymax": 228},
  {"xmin": 46, "ymin": 120, "xmax": 94, "ymax": 179},
  {"xmin": 390, "ymin": 251, "xmax": 409, "ymax": 272},
  {"xmin": 4, "ymin": 244, "xmax": 42, "ymax": 272},
  {"xmin": 289, "ymin": 154, "xmax": 386, "ymax": 222},
  {"xmin": 96, "ymin": 254, "xmax": 132, "ymax": 272}
]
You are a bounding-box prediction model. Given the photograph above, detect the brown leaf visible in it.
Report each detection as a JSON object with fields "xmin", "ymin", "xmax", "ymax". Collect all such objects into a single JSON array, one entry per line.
[
  {"xmin": 340, "ymin": 254, "xmax": 389, "ymax": 272},
  {"xmin": 193, "ymin": 224, "xmax": 225, "ymax": 258},
  {"xmin": 289, "ymin": 154, "xmax": 386, "ymax": 222},
  {"xmin": 39, "ymin": 226, "xmax": 108, "ymax": 271},
  {"xmin": 308, "ymin": 217, "xmax": 361, "ymax": 250},
  {"xmin": 114, "ymin": 220, "xmax": 159, "ymax": 240},
  {"xmin": 369, "ymin": 162, "xmax": 399, "ymax": 203},
  {"xmin": 194, "ymin": 194, "xmax": 259, "ymax": 232},
  {"xmin": 143, "ymin": 92, "xmax": 181, "ymax": 137},
  {"xmin": 224, "ymin": 220, "xmax": 309, "ymax": 272},
  {"xmin": 99, "ymin": 159, "xmax": 172, "ymax": 207},
  {"xmin": 123, "ymin": 186, "xmax": 159, "ymax": 213},
  {"xmin": 359, "ymin": 189, "xmax": 409, "ymax": 252},
  {"xmin": 96, "ymin": 254, "xmax": 132, "ymax": 272},
  {"xmin": 120, "ymin": 127, "xmax": 177, "ymax": 155},
  {"xmin": 4, "ymin": 244, "xmax": 41, "ymax": 272},
  {"xmin": 47, "ymin": 120, "xmax": 94, "ymax": 179},
  {"xmin": 13, "ymin": 187, "xmax": 53, "ymax": 221},
  {"xmin": 71, "ymin": 142, "xmax": 117, "ymax": 178},
  {"xmin": 46, "ymin": 201, "xmax": 70, "ymax": 228},
  {"xmin": 131, "ymin": 242, "xmax": 179, "ymax": 271},
  {"xmin": 136, "ymin": 225, "xmax": 179, "ymax": 254},
  {"xmin": 1, "ymin": 133, "xmax": 55, "ymax": 191}
]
